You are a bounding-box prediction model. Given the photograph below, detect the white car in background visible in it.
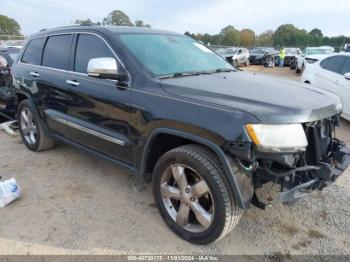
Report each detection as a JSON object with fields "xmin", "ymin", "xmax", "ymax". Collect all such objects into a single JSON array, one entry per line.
[
  {"xmin": 296, "ymin": 47, "xmax": 334, "ymax": 73},
  {"xmin": 216, "ymin": 47, "xmax": 250, "ymax": 67},
  {"xmin": 301, "ymin": 53, "xmax": 350, "ymax": 121}
]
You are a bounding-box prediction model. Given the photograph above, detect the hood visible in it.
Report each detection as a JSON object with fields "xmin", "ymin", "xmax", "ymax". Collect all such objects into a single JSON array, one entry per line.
[
  {"xmin": 250, "ymin": 53, "xmax": 264, "ymax": 57},
  {"xmin": 285, "ymin": 52, "xmax": 297, "ymax": 56},
  {"xmin": 160, "ymin": 71, "xmax": 342, "ymax": 124}
]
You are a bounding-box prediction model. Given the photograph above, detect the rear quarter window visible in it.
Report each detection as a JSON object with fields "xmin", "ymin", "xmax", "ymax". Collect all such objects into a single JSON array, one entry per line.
[
  {"xmin": 340, "ymin": 58, "xmax": 350, "ymax": 75},
  {"xmin": 320, "ymin": 56, "xmax": 347, "ymax": 74},
  {"xmin": 21, "ymin": 38, "xmax": 46, "ymax": 65}
]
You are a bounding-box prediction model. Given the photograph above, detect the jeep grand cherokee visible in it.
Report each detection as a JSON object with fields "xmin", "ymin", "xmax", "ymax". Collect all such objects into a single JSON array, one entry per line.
[{"xmin": 11, "ymin": 26, "xmax": 350, "ymax": 244}]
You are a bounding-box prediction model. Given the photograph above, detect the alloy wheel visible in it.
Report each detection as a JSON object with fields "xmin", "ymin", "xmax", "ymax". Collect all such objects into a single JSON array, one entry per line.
[
  {"xmin": 20, "ymin": 108, "xmax": 37, "ymax": 145},
  {"xmin": 160, "ymin": 164, "xmax": 214, "ymax": 232}
]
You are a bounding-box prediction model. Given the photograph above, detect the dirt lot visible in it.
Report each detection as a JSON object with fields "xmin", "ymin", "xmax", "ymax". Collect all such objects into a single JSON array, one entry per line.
[{"xmin": 0, "ymin": 66, "xmax": 349, "ymax": 255}]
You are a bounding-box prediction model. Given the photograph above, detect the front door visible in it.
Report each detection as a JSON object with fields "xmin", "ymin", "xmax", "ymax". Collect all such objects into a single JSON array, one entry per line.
[{"xmin": 63, "ymin": 33, "xmax": 132, "ymax": 164}]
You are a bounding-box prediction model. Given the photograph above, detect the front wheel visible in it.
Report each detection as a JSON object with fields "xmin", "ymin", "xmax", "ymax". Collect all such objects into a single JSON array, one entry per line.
[{"xmin": 152, "ymin": 145, "xmax": 242, "ymax": 244}]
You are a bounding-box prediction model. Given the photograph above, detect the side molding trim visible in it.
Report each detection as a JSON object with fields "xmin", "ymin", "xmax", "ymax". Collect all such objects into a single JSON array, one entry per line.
[{"xmin": 46, "ymin": 114, "xmax": 126, "ymax": 146}]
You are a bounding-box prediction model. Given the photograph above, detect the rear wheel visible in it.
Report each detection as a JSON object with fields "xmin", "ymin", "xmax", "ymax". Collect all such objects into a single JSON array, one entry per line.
[
  {"xmin": 18, "ymin": 100, "xmax": 55, "ymax": 152},
  {"xmin": 152, "ymin": 144, "xmax": 242, "ymax": 244}
]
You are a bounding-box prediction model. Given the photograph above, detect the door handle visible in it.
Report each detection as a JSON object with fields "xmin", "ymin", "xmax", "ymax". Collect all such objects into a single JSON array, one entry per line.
[
  {"xmin": 66, "ymin": 80, "xmax": 80, "ymax": 86},
  {"xmin": 30, "ymin": 72, "xmax": 40, "ymax": 77}
]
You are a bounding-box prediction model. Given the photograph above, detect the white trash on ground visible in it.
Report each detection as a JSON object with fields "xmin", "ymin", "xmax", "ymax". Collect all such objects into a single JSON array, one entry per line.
[
  {"xmin": 0, "ymin": 120, "xmax": 18, "ymax": 136},
  {"xmin": 0, "ymin": 178, "xmax": 21, "ymax": 208}
]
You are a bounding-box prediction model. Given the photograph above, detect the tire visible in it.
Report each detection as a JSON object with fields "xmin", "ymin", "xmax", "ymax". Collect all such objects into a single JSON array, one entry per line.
[
  {"xmin": 152, "ymin": 144, "xmax": 242, "ymax": 244},
  {"xmin": 296, "ymin": 63, "xmax": 304, "ymax": 74},
  {"xmin": 233, "ymin": 59, "xmax": 238, "ymax": 68},
  {"xmin": 18, "ymin": 99, "xmax": 55, "ymax": 152}
]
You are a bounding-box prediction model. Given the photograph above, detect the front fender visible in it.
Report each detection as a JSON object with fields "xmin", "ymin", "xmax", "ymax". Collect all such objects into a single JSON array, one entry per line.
[{"xmin": 140, "ymin": 128, "xmax": 248, "ymax": 209}]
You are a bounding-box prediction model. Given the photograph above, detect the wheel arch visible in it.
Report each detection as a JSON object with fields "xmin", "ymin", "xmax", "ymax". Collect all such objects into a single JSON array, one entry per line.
[
  {"xmin": 15, "ymin": 91, "xmax": 51, "ymax": 135},
  {"xmin": 141, "ymin": 128, "xmax": 247, "ymax": 209}
]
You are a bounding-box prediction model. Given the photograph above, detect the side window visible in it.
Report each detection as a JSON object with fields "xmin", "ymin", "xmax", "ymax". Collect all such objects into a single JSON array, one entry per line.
[
  {"xmin": 42, "ymin": 34, "xmax": 73, "ymax": 70},
  {"xmin": 320, "ymin": 56, "xmax": 347, "ymax": 74},
  {"xmin": 74, "ymin": 34, "xmax": 114, "ymax": 73},
  {"xmin": 21, "ymin": 38, "xmax": 46, "ymax": 65},
  {"xmin": 238, "ymin": 49, "xmax": 242, "ymax": 54},
  {"xmin": 340, "ymin": 58, "xmax": 350, "ymax": 75}
]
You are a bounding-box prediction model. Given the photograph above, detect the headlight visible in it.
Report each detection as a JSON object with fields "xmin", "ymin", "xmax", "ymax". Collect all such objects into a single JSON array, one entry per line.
[{"xmin": 245, "ymin": 124, "xmax": 308, "ymax": 152}]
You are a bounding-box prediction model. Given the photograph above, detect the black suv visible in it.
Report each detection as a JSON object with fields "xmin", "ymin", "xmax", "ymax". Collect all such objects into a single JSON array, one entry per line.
[{"xmin": 11, "ymin": 26, "xmax": 350, "ymax": 244}]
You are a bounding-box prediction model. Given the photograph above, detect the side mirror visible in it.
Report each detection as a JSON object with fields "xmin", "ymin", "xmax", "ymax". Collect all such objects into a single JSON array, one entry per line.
[
  {"xmin": 87, "ymin": 57, "xmax": 119, "ymax": 80},
  {"xmin": 345, "ymin": 72, "xmax": 350, "ymax": 80}
]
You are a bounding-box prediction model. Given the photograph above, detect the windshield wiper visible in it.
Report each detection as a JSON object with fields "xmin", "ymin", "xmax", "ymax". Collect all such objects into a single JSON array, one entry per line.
[
  {"xmin": 215, "ymin": 68, "xmax": 236, "ymax": 73},
  {"xmin": 157, "ymin": 71, "xmax": 201, "ymax": 79},
  {"xmin": 157, "ymin": 68, "xmax": 235, "ymax": 79}
]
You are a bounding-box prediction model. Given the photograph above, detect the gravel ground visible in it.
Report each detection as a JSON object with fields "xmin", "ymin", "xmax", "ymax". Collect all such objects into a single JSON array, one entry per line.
[{"xmin": 0, "ymin": 66, "xmax": 349, "ymax": 255}]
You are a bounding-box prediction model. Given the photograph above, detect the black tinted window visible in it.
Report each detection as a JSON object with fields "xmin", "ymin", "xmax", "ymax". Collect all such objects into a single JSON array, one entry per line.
[
  {"xmin": 321, "ymin": 56, "xmax": 347, "ymax": 74},
  {"xmin": 340, "ymin": 58, "xmax": 350, "ymax": 75},
  {"xmin": 42, "ymin": 35, "xmax": 73, "ymax": 70},
  {"xmin": 21, "ymin": 38, "xmax": 46, "ymax": 65},
  {"xmin": 75, "ymin": 34, "xmax": 114, "ymax": 73}
]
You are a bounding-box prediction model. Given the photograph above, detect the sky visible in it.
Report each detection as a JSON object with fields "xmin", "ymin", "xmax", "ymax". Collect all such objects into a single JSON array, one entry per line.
[{"xmin": 2, "ymin": 0, "xmax": 350, "ymax": 37}]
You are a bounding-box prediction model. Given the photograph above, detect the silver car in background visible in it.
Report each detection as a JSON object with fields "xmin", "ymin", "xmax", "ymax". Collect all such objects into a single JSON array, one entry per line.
[{"xmin": 216, "ymin": 47, "xmax": 250, "ymax": 67}]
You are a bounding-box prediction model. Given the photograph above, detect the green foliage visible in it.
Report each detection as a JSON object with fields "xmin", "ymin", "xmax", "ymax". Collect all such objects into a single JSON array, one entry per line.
[
  {"xmin": 273, "ymin": 24, "xmax": 308, "ymax": 48},
  {"xmin": 239, "ymin": 29, "xmax": 255, "ymax": 47},
  {"xmin": 102, "ymin": 10, "xmax": 134, "ymax": 26},
  {"xmin": 309, "ymin": 28, "xmax": 323, "ymax": 38},
  {"xmin": 135, "ymin": 20, "xmax": 151, "ymax": 28},
  {"xmin": 219, "ymin": 25, "xmax": 240, "ymax": 46},
  {"xmin": 188, "ymin": 23, "xmax": 349, "ymax": 50},
  {"xmin": 0, "ymin": 15, "xmax": 21, "ymax": 35},
  {"xmin": 74, "ymin": 19, "xmax": 92, "ymax": 26},
  {"xmin": 255, "ymin": 30, "xmax": 274, "ymax": 46}
]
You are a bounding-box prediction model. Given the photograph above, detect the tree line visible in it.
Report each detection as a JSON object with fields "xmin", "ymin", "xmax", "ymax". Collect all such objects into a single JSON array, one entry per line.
[
  {"xmin": 186, "ymin": 24, "xmax": 350, "ymax": 50},
  {"xmin": 74, "ymin": 10, "xmax": 151, "ymax": 28},
  {"xmin": 1, "ymin": 11, "xmax": 349, "ymax": 49}
]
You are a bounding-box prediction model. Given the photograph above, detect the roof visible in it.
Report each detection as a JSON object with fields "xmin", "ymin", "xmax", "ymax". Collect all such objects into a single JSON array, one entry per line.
[{"xmin": 31, "ymin": 25, "xmax": 180, "ymax": 38}]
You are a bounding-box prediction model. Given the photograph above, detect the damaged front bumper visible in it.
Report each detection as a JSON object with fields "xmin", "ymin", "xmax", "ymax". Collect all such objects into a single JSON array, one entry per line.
[{"xmin": 278, "ymin": 142, "xmax": 350, "ymax": 203}]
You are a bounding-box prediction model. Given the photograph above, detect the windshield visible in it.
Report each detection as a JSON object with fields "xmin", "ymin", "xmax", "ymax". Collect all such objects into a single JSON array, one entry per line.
[
  {"xmin": 119, "ymin": 34, "xmax": 233, "ymax": 77},
  {"xmin": 306, "ymin": 48, "xmax": 333, "ymax": 55},
  {"xmin": 250, "ymin": 48, "xmax": 265, "ymax": 54},
  {"xmin": 284, "ymin": 48, "xmax": 297, "ymax": 54},
  {"xmin": 217, "ymin": 48, "xmax": 237, "ymax": 55}
]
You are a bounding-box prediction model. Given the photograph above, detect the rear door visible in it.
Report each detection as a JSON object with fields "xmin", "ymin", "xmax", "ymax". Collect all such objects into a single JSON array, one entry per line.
[
  {"xmin": 338, "ymin": 57, "xmax": 350, "ymax": 118},
  {"xmin": 36, "ymin": 34, "xmax": 74, "ymax": 137},
  {"xmin": 317, "ymin": 56, "xmax": 347, "ymax": 90},
  {"xmin": 317, "ymin": 55, "xmax": 348, "ymax": 116},
  {"xmin": 62, "ymin": 33, "xmax": 132, "ymax": 164},
  {"xmin": 14, "ymin": 36, "xmax": 70, "ymax": 137}
]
